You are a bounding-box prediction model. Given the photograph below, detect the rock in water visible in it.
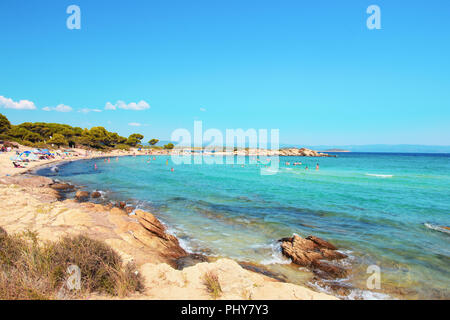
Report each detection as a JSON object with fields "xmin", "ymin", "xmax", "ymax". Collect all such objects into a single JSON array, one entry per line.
[
  {"xmin": 51, "ymin": 183, "xmax": 75, "ymax": 191},
  {"xmin": 75, "ymin": 190, "xmax": 90, "ymax": 200},
  {"xmin": 91, "ymin": 191, "xmax": 101, "ymax": 198},
  {"xmin": 279, "ymin": 234, "xmax": 347, "ymax": 279}
]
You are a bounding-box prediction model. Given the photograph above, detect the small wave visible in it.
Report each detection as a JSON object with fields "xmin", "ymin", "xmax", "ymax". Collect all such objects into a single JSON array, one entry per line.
[
  {"xmin": 50, "ymin": 166, "xmax": 59, "ymax": 173},
  {"xmin": 309, "ymin": 279, "xmax": 392, "ymax": 300},
  {"xmin": 365, "ymin": 173, "xmax": 393, "ymax": 178},
  {"xmin": 424, "ymin": 223, "xmax": 450, "ymax": 234},
  {"xmin": 260, "ymin": 242, "xmax": 292, "ymax": 265},
  {"xmin": 346, "ymin": 289, "xmax": 392, "ymax": 300}
]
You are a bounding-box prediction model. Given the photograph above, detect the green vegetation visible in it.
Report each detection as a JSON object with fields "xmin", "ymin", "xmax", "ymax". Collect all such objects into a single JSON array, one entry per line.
[
  {"xmin": 126, "ymin": 133, "xmax": 144, "ymax": 147},
  {"xmin": 202, "ymin": 271, "xmax": 222, "ymax": 299},
  {"xmin": 148, "ymin": 138, "xmax": 159, "ymax": 146},
  {"xmin": 0, "ymin": 113, "xmax": 154, "ymax": 150},
  {"xmin": 0, "ymin": 229, "xmax": 144, "ymax": 300},
  {"xmin": 0, "ymin": 114, "xmax": 11, "ymax": 133},
  {"xmin": 164, "ymin": 142, "xmax": 174, "ymax": 150}
]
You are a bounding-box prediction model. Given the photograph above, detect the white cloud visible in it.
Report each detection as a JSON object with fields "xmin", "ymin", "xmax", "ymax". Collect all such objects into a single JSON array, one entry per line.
[
  {"xmin": 128, "ymin": 122, "xmax": 142, "ymax": 127},
  {"xmin": 80, "ymin": 108, "xmax": 102, "ymax": 114},
  {"xmin": 42, "ymin": 104, "xmax": 73, "ymax": 112},
  {"xmin": 200, "ymin": 107, "xmax": 206, "ymax": 112},
  {"xmin": 0, "ymin": 95, "xmax": 36, "ymax": 110},
  {"xmin": 105, "ymin": 100, "xmax": 150, "ymax": 111},
  {"xmin": 104, "ymin": 102, "xmax": 116, "ymax": 110}
]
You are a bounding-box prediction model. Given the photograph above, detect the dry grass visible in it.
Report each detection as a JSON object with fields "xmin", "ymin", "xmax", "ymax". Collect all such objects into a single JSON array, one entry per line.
[
  {"xmin": 202, "ymin": 271, "xmax": 222, "ymax": 299},
  {"xmin": 0, "ymin": 229, "xmax": 144, "ymax": 300}
]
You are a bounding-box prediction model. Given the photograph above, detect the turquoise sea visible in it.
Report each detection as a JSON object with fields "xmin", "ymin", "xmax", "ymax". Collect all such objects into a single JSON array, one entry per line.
[{"xmin": 37, "ymin": 153, "xmax": 450, "ymax": 299}]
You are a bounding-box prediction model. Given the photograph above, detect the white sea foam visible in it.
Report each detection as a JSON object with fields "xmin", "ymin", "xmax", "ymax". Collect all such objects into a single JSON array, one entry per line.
[
  {"xmin": 424, "ymin": 223, "xmax": 450, "ymax": 234},
  {"xmin": 365, "ymin": 173, "xmax": 393, "ymax": 178},
  {"xmin": 260, "ymin": 242, "xmax": 292, "ymax": 265},
  {"xmin": 346, "ymin": 289, "xmax": 393, "ymax": 300}
]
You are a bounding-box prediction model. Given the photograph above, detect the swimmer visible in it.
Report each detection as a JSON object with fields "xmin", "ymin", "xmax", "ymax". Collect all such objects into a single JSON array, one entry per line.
[
  {"xmin": 94, "ymin": 163, "xmax": 98, "ymax": 170},
  {"xmin": 170, "ymin": 167, "xmax": 174, "ymax": 172},
  {"xmin": 166, "ymin": 159, "xmax": 169, "ymax": 165},
  {"xmin": 316, "ymin": 163, "xmax": 319, "ymax": 170},
  {"xmin": 305, "ymin": 166, "xmax": 309, "ymax": 170}
]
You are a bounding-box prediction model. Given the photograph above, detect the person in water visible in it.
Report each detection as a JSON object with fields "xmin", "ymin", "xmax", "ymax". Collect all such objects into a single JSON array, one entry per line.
[
  {"xmin": 170, "ymin": 167, "xmax": 174, "ymax": 172},
  {"xmin": 305, "ymin": 165, "xmax": 308, "ymax": 170},
  {"xmin": 316, "ymin": 163, "xmax": 319, "ymax": 170}
]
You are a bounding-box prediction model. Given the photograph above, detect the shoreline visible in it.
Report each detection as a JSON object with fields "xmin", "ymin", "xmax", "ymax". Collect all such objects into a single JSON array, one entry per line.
[{"xmin": 0, "ymin": 148, "xmax": 338, "ymax": 300}]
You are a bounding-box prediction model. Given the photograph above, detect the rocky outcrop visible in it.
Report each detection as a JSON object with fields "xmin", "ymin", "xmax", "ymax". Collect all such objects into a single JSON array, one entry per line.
[
  {"xmin": 135, "ymin": 209, "xmax": 187, "ymax": 259},
  {"xmin": 51, "ymin": 183, "xmax": 75, "ymax": 191},
  {"xmin": 279, "ymin": 148, "xmax": 336, "ymax": 157},
  {"xmin": 0, "ymin": 175, "xmax": 54, "ymax": 188},
  {"xmin": 75, "ymin": 190, "xmax": 90, "ymax": 200},
  {"xmin": 279, "ymin": 234, "xmax": 347, "ymax": 279},
  {"xmin": 91, "ymin": 191, "xmax": 101, "ymax": 198},
  {"xmin": 125, "ymin": 206, "xmax": 134, "ymax": 214}
]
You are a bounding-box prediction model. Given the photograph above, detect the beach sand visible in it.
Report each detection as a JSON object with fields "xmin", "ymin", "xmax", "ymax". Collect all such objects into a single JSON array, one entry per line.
[{"xmin": 0, "ymin": 146, "xmax": 336, "ymax": 300}]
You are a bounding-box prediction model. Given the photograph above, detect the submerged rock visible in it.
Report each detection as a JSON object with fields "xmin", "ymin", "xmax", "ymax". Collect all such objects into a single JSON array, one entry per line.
[
  {"xmin": 175, "ymin": 253, "xmax": 209, "ymax": 270},
  {"xmin": 279, "ymin": 234, "xmax": 347, "ymax": 279}
]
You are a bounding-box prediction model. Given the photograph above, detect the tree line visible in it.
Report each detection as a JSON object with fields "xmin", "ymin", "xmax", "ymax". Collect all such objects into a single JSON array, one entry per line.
[{"xmin": 0, "ymin": 113, "xmax": 173, "ymax": 150}]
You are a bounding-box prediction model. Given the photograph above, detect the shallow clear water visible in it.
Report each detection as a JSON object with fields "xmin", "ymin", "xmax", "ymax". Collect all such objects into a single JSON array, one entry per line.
[{"xmin": 37, "ymin": 153, "xmax": 450, "ymax": 299}]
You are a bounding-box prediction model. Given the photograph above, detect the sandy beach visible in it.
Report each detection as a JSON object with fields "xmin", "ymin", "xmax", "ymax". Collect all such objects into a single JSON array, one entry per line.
[{"xmin": 0, "ymin": 145, "xmax": 336, "ymax": 300}]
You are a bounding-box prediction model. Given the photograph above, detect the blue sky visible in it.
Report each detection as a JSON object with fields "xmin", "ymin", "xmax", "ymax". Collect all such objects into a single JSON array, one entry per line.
[{"xmin": 0, "ymin": 0, "xmax": 449, "ymax": 145}]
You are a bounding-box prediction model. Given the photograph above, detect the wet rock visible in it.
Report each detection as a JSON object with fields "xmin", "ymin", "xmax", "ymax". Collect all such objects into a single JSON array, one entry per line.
[
  {"xmin": 91, "ymin": 191, "xmax": 101, "ymax": 198},
  {"xmin": 75, "ymin": 190, "xmax": 90, "ymax": 200},
  {"xmin": 51, "ymin": 183, "xmax": 75, "ymax": 191},
  {"xmin": 313, "ymin": 278, "xmax": 352, "ymax": 296},
  {"xmin": 279, "ymin": 234, "xmax": 347, "ymax": 279},
  {"xmin": 175, "ymin": 253, "xmax": 209, "ymax": 270},
  {"xmin": 239, "ymin": 261, "xmax": 287, "ymax": 282}
]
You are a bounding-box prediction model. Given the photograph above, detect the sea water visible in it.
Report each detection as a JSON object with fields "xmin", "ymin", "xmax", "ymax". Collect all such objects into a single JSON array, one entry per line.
[{"xmin": 37, "ymin": 153, "xmax": 450, "ymax": 299}]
